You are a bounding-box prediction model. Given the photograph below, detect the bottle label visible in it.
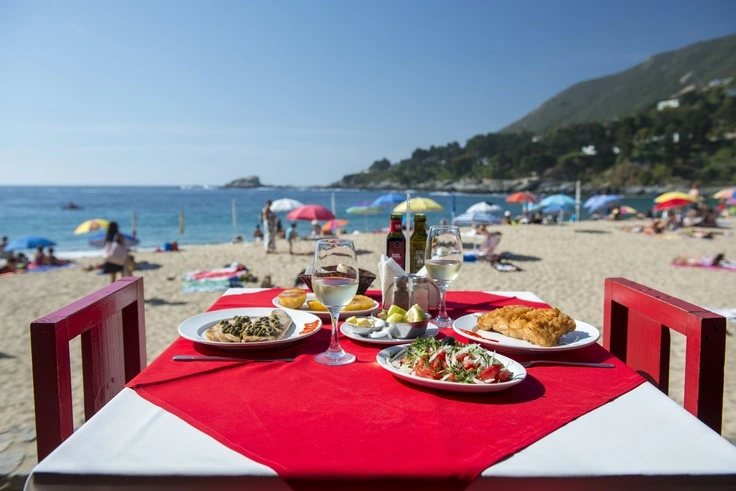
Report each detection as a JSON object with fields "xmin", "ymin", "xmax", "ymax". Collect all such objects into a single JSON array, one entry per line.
[
  {"xmin": 388, "ymin": 240, "xmax": 405, "ymax": 269},
  {"xmin": 390, "ymin": 221, "xmax": 402, "ymax": 233}
]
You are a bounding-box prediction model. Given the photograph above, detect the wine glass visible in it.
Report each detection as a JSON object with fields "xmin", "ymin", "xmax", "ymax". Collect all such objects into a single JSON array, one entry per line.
[
  {"xmin": 424, "ymin": 225, "xmax": 463, "ymax": 328},
  {"xmin": 311, "ymin": 239, "xmax": 359, "ymax": 366}
]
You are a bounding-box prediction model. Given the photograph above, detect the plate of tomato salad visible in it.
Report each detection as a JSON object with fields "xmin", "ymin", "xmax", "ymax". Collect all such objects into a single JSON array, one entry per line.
[{"xmin": 375, "ymin": 338, "xmax": 527, "ymax": 393}]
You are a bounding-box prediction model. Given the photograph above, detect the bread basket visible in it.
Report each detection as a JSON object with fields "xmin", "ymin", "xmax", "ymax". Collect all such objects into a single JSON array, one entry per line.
[{"xmin": 299, "ymin": 268, "xmax": 376, "ymax": 295}]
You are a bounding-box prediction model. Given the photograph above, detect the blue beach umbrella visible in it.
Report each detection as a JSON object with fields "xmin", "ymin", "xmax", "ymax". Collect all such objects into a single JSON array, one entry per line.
[
  {"xmin": 5, "ymin": 235, "xmax": 56, "ymax": 251},
  {"xmin": 538, "ymin": 194, "xmax": 576, "ymax": 209},
  {"xmin": 371, "ymin": 193, "xmax": 406, "ymax": 207},
  {"xmin": 88, "ymin": 232, "xmax": 140, "ymax": 248},
  {"xmin": 583, "ymin": 194, "xmax": 623, "ymax": 213}
]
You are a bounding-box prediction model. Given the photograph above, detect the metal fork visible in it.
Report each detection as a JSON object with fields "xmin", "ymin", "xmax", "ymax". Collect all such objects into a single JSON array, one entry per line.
[{"xmin": 518, "ymin": 360, "xmax": 614, "ymax": 368}]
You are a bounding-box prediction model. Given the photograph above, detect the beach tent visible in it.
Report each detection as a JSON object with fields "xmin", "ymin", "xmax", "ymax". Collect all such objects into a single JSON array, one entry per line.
[{"xmin": 465, "ymin": 201, "xmax": 502, "ymax": 214}]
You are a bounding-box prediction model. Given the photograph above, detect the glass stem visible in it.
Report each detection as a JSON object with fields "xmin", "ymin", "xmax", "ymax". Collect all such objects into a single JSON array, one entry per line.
[
  {"xmin": 438, "ymin": 285, "xmax": 448, "ymax": 319},
  {"xmin": 326, "ymin": 308, "xmax": 344, "ymax": 355}
]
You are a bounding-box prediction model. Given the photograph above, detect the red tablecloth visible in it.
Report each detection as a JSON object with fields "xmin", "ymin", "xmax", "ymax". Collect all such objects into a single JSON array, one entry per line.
[{"xmin": 128, "ymin": 290, "xmax": 645, "ymax": 490}]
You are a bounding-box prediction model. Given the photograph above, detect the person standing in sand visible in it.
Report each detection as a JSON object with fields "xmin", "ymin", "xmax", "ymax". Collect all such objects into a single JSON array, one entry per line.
[
  {"xmin": 261, "ymin": 200, "xmax": 278, "ymax": 253},
  {"xmin": 101, "ymin": 221, "xmax": 129, "ymax": 283}
]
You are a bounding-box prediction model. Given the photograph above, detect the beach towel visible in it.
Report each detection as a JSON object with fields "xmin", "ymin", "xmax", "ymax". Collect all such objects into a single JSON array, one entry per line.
[
  {"xmin": 182, "ymin": 263, "xmax": 257, "ymax": 292},
  {"xmin": 25, "ymin": 263, "xmax": 75, "ymax": 273},
  {"xmin": 671, "ymin": 255, "xmax": 736, "ymax": 271}
]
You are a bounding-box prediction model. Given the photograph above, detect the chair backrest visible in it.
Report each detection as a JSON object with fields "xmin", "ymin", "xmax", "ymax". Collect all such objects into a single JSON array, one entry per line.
[
  {"xmin": 603, "ymin": 277, "xmax": 726, "ymax": 433},
  {"xmin": 476, "ymin": 232, "xmax": 501, "ymax": 256},
  {"xmin": 30, "ymin": 276, "xmax": 146, "ymax": 460}
]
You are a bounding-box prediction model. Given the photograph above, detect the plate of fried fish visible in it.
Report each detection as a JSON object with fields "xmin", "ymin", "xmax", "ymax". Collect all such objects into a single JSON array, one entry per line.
[
  {"xmin": 452, "ymin": 305, "xmax": 599, "ymax": 354},
  {"xmin": 178, "ymin": 308, "xmax": 323, "ymax": 351}
]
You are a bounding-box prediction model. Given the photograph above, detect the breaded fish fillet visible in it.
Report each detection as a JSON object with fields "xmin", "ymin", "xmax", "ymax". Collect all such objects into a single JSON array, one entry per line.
[{"xmin": 476, "ymin": 306, "xmax": 576, "ymax": 347}]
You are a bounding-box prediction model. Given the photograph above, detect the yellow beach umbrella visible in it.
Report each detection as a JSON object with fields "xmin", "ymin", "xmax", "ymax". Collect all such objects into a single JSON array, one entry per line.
[
  {"xmin": 654, "ymin": 191, "xmax": 695, "ymax": 203},
  {"xmin": 73, "ymin": 218, "xmax": 110, "ymax": 234},
  {"xmin": 393, "ymin": 197, "xmax": 444, "ymax": 213}
]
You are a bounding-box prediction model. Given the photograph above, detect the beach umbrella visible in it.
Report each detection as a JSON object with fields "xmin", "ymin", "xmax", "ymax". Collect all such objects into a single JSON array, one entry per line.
[
  {"xmin": 371, "ymin": 192, "xmax": 406, "ymax": 207},
  {"xmin": 654, "ymin": 191, "xmax": 695, "ymax": 204},
  {"xmin": 653, "ymin": 198, "xmax": 693, "ymax": 212},
  {"xmin": 619, "ymin": 205, "xmax": 638, "ymax": 215},
  {"xmin": 88, "ymin": 231, "xmax": 140, "ymax": 248},
  {"xmin": 713, "ymin": 188, "xmax": 736, "ymax": 200},
  {"xmin": 542, "ymin": 204, "xmax": 574, "ymax": 214},
  {"xmin": 506, "ymin": 191, "xmax": 537, "ymax": 204},
  {"xmin": 73, "ymin": 218, "xmax": 110, "ymax": 235},
  {"xmin": 287, "ymin": 204, "xmax": 336, "ymax": 221},
  {"xmin": 5, "ymin": 235, "xmax": 56, "ymax": 251},
  {"xmin": 538, "ymin": 194, "xmax": 576, "ymax": 208},
  {"xmin": 270, "ymin": 198, "xmax": 305, "ymax": 213},
  {"xmin": 393, "ymin": 197, "xmax": 443, "ymax": 213},
  {"xmin": 321, "ymin": 219, "xmax": 349, "ymax": 232},
  {"xmin": 346, "ymin": 204, "xmax": 384, "ymax": 231},
  {"xmin": 583, "ymin": 194, "xmax": 623, "ymax": 213},
  {"xmin": 465, "ymin": 201, "xmax": 502, "ymax": 214},
  {"xmin": 453, "ymin": 212, "xmax": 501, "ymax": 226}
]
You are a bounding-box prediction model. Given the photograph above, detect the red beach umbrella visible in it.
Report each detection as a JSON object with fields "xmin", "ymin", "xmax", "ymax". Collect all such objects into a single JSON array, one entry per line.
[
  {"xmin": 653, "ymin": 198, "xmax": 693, "ymax": 212},
  {"xmin": 287, "ymin": 204, "xmax": 336, "ymax": 221},
  {"xmin": 321, "ymin": 219, "xmax": 349, "ymax": 232},
  {"xmin": 506, "ymin": 191, "xmax": 537, "ymax": 204}
]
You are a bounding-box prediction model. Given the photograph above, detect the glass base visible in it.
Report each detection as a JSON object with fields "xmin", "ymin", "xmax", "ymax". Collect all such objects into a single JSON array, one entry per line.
[
  {"xmin": 433, "ymin": 314, "xmax": 452, "ymax": 328},
  {"xmin": 315, "ymin": 350, "xmax": 356, "ymax": 366}
]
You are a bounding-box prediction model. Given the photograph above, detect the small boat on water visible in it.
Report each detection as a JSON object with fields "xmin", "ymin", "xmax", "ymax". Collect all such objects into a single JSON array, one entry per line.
[{"xmin": 62, "ymin": 201, "xmax": 83, "ymax": 210}]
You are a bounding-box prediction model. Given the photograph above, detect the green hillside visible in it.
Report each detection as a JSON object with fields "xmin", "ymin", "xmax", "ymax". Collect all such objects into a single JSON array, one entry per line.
[{"xmin": 502, "ymin": 33, "xmax": 736, "ymax": 135}]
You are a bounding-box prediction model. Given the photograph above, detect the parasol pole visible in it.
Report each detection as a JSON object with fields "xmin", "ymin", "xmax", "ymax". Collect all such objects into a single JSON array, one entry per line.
[
  {"xmin": 131, "ymin": 209, "xmax": 137, "ymax": 237},
  {"xmin": 179, "ymin": 209, "xmax": 185, "ymax": 236},
  {"xmin": 405, "ymin": 192, "xmax": 411, "ymax": 238},
  {"xmin": 575, "ymin": 180, "xmax": 581, "ymax": 223},
  {"xmin": 232, "ymin": 199, "xmax": 238, "ymax": 237},
  {"xmin": 331, "ymin": 192, "xmax": 336, "ymax": 216}
]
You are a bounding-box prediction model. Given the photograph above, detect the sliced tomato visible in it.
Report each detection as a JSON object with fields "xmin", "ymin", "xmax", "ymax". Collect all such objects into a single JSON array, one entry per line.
[
  {"xmin": 479, "ymin": 365, "xmax": 500, "ymax": 381},
  {"xmin": 456, "ymin": 353, "xmax": 469, "ymax": 361},
  {"xmin": 415, "ymin": 366, "xmax": 436, "ymax": 379},
  {"xmin": 497, "ymin": 369, "xmax": 512, "ymax": 382}
]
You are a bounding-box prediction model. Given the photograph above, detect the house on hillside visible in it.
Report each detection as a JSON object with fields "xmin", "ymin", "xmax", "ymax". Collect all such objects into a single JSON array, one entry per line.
[
  {"xmin": 708, "ymin": 77, "xmax": 733, "ymax": 88},
  {"xmin": 657, "ymin": 99, "xmax": 680, "ymax": 111}
]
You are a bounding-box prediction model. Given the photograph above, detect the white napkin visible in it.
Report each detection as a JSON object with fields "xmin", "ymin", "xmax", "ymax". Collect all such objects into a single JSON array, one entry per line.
[{"xmin": 378, "ymin": 254, "xmax": 406, "ymax": 306}]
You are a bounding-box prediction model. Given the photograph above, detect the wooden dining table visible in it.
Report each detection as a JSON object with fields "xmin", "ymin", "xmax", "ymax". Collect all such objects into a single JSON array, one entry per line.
[{"xmin": 25, "ymin": 288, "xmax": 736, "ymax": 490}]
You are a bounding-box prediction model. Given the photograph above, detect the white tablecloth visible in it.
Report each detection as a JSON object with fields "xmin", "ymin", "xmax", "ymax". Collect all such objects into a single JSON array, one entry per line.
[{"xmin": 25, "ymin": 290, "xmax": 736, "ymax": 490}]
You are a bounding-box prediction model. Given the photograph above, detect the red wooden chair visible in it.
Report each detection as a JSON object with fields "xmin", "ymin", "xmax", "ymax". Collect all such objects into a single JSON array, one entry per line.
[
  {"xmin": 603, "ymin": 277, "xmax": 726, "ymax": 433},
  {"xmin": 30, "ymin": 276, "xmax": 146, "ymax": 461}
]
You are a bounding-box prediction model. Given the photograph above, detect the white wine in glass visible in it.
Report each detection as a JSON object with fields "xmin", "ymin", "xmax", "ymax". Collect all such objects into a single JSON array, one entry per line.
[
  {"xmin": 311, "ymin": 239, "xmax": 359, "ymax": 366},
  {"xmin": 425, "ymin": 225, "xmax": 463, "ymax": 327}
]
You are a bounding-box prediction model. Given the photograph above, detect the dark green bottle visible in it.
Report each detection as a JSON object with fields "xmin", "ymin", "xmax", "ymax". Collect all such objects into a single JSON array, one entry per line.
[{"xmin": 409, "ymin": 213, "xmax": 427, "ymax": 273}]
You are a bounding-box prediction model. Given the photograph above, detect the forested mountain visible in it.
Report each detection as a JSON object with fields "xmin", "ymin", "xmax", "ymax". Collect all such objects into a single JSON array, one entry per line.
[
  {"xmin": 333, "ymin": 82, "xmax": 736, "ymax": 191},
  {"xmin": 502, "ymin": 33, "xmax": 736, "ymax": 135}
]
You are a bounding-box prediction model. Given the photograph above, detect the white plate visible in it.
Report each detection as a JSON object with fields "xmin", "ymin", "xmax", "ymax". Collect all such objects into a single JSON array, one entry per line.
[
  {"xmin": 272, "ymin": 292, "xmax": 379, "ymax": 320},
  {"xmin": 452, "ymin": 314, "xmax": 600, "ymax": 354},
  {"xmin": 340, "ymin": 322, "xmax": 440, "ymax": 346},
  {"xmin": 178, "ymin": 308, "xmax": 322, "ymax": 351},
  {"xmin": 376, "ymin": 345, "xmax": 527, "ymax": 393}
]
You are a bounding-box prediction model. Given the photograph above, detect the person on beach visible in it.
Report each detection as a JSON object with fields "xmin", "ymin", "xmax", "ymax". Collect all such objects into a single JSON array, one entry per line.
[
  {"xmin": 309, "ymin": 219, "xmax": 321, "ymax": 238},
  {"xmin": 0, "ymin": 236, "xmax": 8, "ymax": 259},
  {"xmin": 252, "ymin": 224, "xmax": 264, "ymax": 241},
  {"xmin": 101, "ymin": 221, "xmax": 129, "ymax": 283},
  {"xmin": 286, "ymin": 222, "xmax": 298, "ymax": 254},
  {"xmin": 33, "ymin": 246, "xmax": 46, "ymax": 267},
  {"xmin": 261, "ymin": 200, "xmax": 278, "ymax": 253}
]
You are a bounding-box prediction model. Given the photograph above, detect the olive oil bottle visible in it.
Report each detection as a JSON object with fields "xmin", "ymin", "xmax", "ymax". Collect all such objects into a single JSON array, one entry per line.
[{"xmin": 408, "ymin": 213, "xmax": 427, "ymax": 273}]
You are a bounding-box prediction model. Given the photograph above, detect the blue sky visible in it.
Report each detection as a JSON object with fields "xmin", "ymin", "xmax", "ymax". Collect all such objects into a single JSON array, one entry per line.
[{"xmin": 1, "ymin": 0, "xmax": 734, "ymax": 186}]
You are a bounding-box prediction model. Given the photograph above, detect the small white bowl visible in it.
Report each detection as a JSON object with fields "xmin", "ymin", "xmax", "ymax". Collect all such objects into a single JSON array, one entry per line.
[{"xmin": 344, "ymin": 316, "xmax": 384, "ymax": 336}]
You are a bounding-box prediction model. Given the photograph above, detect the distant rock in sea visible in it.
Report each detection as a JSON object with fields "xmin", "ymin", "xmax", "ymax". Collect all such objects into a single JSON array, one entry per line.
[{"xmin": 223, "ymin": 176, "xmax": 262, "ymax": 188}]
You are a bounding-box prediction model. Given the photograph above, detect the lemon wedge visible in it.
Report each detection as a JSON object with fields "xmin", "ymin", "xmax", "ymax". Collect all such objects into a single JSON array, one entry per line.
[{"xmin": 406, "ymin": 304, "xmax": 426, "ymax": 322}]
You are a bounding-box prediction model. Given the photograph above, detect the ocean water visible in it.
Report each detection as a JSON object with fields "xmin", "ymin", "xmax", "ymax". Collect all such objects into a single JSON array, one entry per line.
[{"xmin": 0, "ymin": 185, "xmax": 671, "ymax": 255}]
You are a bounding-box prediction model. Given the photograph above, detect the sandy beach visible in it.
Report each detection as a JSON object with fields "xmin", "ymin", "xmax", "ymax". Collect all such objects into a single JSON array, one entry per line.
[{"xmin": 1, "ymin": 218, "xmax": 735, "ymax": 486}]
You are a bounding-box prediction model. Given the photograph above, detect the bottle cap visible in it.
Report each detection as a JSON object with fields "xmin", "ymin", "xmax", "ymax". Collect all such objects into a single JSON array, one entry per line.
[{"xmin": 414, "ymin": 213, "xmax": 426, "ymax": 221}]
